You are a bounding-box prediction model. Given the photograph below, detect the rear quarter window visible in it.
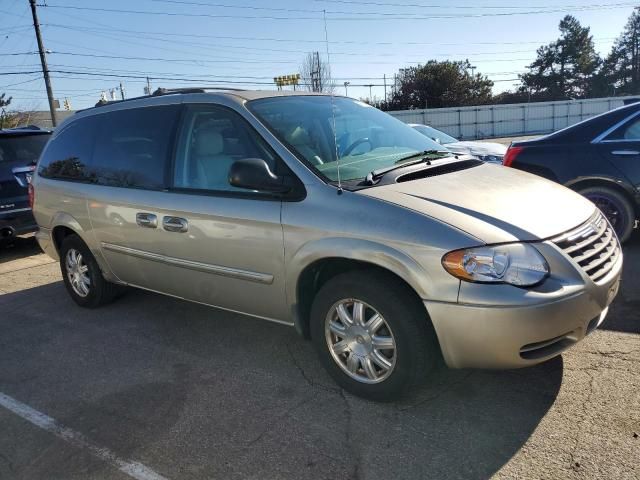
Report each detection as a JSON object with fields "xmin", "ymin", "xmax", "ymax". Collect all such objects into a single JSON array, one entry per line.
[
  {"xmin": 38, "ymin": 117, "xmax": 101, "ymax": 181},
  {"xmin": 38, "ymin": 105, "xmax": 179, "ymax": 189}
]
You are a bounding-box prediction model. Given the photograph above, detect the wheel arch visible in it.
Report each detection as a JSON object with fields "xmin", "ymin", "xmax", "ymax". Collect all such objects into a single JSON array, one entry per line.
[
  {"xmin": 50, "ymin": 212, "xmax": 87, "ymax": 254},
  {"xmin": 288, "ymin": 238, "xmax": 433, "ymax": 340},
  {"xmin": 50, "ymin": 212, "xmax": 120, "ymax": 283},
  {"xmin": 565, "ymin": 176, "xmax": 639, "ymax": 217}
]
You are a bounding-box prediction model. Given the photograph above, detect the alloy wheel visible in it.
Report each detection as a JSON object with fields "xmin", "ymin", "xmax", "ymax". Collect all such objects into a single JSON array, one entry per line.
[
  {"xmin": 65, "ymin": 248, "xmax": 91, "ymax": 297},
  {"xmin": 325, "ymin": 299, "xmax": 397, "ymax": 384}
]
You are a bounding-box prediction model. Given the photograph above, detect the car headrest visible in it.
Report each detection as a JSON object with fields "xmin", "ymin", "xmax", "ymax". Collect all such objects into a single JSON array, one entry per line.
[
  {"xmin": 195, "ymin": 130, "xmax": 224, "ymax": 156},
  {"xmin": 286, "ymin": 126, "xmax": 311, "ymax": 146}
]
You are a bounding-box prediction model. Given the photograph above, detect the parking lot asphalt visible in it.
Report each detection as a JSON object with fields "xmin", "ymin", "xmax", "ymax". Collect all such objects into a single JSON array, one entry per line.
[{"xmin": 0, "ymin": 233, "xmax": 638, "ymax": 480}]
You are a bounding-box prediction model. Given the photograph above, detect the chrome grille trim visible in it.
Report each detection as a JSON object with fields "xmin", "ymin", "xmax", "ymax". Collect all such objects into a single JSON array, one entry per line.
[
  {"xmin": 552, "ymin": 212, "xmax": 621, "ymax": 283},
  {"xmin": 571, "ymin": 227, "xmax": 613, "ymax": 264}
]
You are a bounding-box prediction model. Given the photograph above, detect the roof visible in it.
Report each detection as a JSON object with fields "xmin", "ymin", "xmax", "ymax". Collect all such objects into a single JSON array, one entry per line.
[
  {"xmin": 85, "ymin": 87, "xmax": 339, "ymax": 110},
  {"xmin": 228, "ymin": 90, "xmax": 337, "ymax": 101}
]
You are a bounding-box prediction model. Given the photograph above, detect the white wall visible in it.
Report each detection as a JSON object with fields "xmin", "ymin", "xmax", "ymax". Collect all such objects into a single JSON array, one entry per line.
[{"xmin": 387, "ymin": 96, "xmax": 637, "ymax": 140}]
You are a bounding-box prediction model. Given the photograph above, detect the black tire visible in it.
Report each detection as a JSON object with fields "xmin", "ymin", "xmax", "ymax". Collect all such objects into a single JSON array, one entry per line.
[
  {"xmin": 579, "ymin": 186, "xmax": 635, "ymax": 243},
  {"xmin": 310, "ymin": 269, "xmax": 439, "ymax": 401},
  {"xmin": 59, "ymin": 234, "xmax": 124, "ymax": 308}
]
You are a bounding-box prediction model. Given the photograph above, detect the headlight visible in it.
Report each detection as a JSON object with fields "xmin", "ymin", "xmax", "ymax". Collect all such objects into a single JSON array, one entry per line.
[
  {"xmin": 442, "ymin": 243, "xmax": 549, "ymax": 286},
  {"xmin": 477, "ymin": 154, "xmax": 503, "ymax": 164}
]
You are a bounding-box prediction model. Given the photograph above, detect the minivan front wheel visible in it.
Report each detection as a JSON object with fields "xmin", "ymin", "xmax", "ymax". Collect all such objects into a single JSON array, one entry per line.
[
  {"xmin": 325, "ymin": 299, "xmax": 397, "ymax": 384},
  {"xmin": 310, "ymin": 270, "xmax": 438, "ymax": 401},
  {"xmin": 60, "ymin": 235, "xmax": 124, "ymax": 308}
]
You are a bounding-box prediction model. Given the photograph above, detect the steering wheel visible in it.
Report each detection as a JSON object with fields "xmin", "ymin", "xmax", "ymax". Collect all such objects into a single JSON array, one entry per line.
[{"xmin": 341, "ymin": 137, "xmax": 372, "ymax": 157}]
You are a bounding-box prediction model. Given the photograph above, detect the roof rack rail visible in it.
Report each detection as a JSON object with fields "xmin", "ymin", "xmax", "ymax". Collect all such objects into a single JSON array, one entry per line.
[
  {"xmin": 90, "ymin": 86, "xmax": 247, "ymax": 108},
  {"xmin": 152, "ymin": 86, "xmax": 247, "ymax": 95}
]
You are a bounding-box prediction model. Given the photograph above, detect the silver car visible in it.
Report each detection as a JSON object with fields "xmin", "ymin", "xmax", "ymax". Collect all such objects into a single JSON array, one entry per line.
[
  {"xmin": 32, "ymin": 89, "xmax": 622, "ymax": 401},
  {"xmin": 409, "ymin": 123, "xmax": 507, "ymax": 163}
]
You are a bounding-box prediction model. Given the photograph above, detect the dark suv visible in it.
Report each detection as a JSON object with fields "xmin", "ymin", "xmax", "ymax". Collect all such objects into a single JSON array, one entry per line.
[{"xmin": 0, "ymin": 126, "xmax": 51, "ymax": 243}]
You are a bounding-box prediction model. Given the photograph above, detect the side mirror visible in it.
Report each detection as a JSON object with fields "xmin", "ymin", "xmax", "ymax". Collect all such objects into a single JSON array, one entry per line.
[{"xmin": 229, "ymin": 158, "xmax": 291, "ymax": 194}]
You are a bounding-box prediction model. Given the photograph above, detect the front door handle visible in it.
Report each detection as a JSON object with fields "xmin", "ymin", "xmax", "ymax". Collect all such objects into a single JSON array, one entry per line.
[
  {"xmin": 611, "ymin": 150, "xmax": 640, "ymax": 156},
  {"xmin": 136, "ymin": 212, "xmax": 157, "ymax": 228},
  {"xmin": 163, "ymin": 216, "xmax": 188, "ymax": 233}
]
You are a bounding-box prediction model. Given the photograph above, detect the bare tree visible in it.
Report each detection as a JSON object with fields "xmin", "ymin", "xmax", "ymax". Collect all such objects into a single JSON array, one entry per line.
[
  {"xmin": 0, "ymin": 110, "xmax": 36, "ymax": 129},
  {"xmin": 0, "ymin": 93, "xmax": 11, "ymax": 109},
  {"xmin": 300, "ymin": 51, "xmax": 335, "ymax": 93}
]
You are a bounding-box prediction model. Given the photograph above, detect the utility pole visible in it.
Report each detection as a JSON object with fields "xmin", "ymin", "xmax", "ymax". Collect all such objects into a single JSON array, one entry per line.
[
  {"xmin": 146, "ymin": 77, "xmax": 152, "ymax": 95},
  {"xmin": 29, "ymin": 0, "xmax": 56, "ymax": 126},
  {"xmin": 383, "ymin": 74, "xmax": 387, "ymax": 103},
  {"xmin": 310, "ymin": 51, "xmax": 321, "ymax": 92},
  {"xmin": 119, "ymin": 82, "xmax": 125, "ymax": 100},
  {"xmin": 367, "ymin": 84, "xmax": 373, "ymax": 103}
]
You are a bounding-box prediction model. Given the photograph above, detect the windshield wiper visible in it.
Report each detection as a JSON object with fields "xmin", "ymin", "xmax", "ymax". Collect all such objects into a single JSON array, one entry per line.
[
  {"xmin": 363, "ymin": 150, "xmax": 451, "ymax": 185},
  {"xmin": 394, "ymin": 149, "xmax": 450, "ymax": 164}
]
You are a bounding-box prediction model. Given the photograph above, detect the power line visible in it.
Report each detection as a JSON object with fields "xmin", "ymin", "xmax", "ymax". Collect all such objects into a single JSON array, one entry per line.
[
  {"xmin": 313, "ymin": 0, "xmax": 636, "ymax": 10},
  {"xmin": 0, "ymin": 50, "xmax": 538, "ymax": 65},
  {"xmin": 149, "ymin": 0, "xmax": 637, "ymax": 12},
  {"xmin": 41, "ymin": 22, "xmax": 617, "ymax": 47},
  {"xmin": 0, "ymin": 76, "xmax": 42, "ymax": 89},
  {"xmin": 43, "ymin": 24, "xmax": 614, "ymax": 59},
  {"xmin": 37, "ymin": 2, "xmax": 639, "ymax": 21}
]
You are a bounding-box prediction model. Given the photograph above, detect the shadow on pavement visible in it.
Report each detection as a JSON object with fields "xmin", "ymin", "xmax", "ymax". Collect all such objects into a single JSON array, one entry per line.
[
  {"xmin": 0, "ymin": 235, "xmax": 42, "ymax": 264},
  {"xmin": 0, "ymin": 281, "xmax": 563, "ymax": 480}
]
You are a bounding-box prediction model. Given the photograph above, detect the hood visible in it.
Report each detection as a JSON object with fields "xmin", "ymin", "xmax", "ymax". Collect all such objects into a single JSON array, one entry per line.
[
  {"xmin": 358, "ymin": 162, "xmax": 595, "ymax": 244},
  {"xmin": 445, "ymin": 141, "xmax": 507, "ymax": 158}
]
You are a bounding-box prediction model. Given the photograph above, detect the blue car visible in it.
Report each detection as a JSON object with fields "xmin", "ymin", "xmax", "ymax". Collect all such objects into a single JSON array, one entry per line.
[{"xmin": 0, "ymin": 126, "xmax": 51, "ymax": 243}]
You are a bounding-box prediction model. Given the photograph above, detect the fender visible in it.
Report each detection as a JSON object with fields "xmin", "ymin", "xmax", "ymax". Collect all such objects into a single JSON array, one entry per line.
[
  {"xmin": 286, "ymin": 236, "xmax": 434, "ymax": 329},
  {"xmin": 49, "ymin": 211, "xmax": 121, "ymax": 283}
]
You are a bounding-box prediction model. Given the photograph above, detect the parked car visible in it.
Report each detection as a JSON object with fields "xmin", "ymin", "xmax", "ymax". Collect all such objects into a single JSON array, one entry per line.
[
  {"xmin": 32, "ymin": 90, "xmax": 622, "ymax": 401},
  {"xmin": 504, "ymin": 102, "xmax": 640, "ymax": 242},
  {"xmin": 409, "ymin": 123, "xmax": 506, "ymax": 163},
  {"xmin": 0, "ymin": 126, "xmax": 51, "ymax": 243}
]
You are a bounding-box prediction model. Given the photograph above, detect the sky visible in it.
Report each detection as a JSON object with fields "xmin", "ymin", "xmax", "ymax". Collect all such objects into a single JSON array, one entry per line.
[{"xmin": 0, "ymin": 0, "xmax": 639, "ymax": 112}]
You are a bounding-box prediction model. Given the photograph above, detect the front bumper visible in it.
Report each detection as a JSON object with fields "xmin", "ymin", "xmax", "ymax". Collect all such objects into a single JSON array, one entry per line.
[{"xmin": 426, "ymin": 254, "xmax": 622, "ymax": 369}]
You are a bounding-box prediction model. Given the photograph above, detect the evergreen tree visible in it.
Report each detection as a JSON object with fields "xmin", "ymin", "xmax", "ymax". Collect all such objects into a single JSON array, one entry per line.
[
  {"xmin": 521, "ymin": 15, "xmax": 601, "ymax": 100},
  {"xmin": 602, "ymin": 7, "xmax": 640, "ymax": 95}
]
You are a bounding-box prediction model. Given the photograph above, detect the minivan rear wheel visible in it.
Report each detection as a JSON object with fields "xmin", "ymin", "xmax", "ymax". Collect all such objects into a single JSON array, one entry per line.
[
  {"xmin": 59, "ymin": 235, "xmax": 124, "ymax": 308},
  {"xmin": 579, "ymin": 186, "xmax": 635, "ymax": 243},
  {"xmin": 310, "ymin": 270, "xmax": 438, "ymax": 401}
]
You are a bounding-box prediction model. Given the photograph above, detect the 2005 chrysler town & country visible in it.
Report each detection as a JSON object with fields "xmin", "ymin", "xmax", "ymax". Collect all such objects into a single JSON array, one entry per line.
[{"xmin": 32, "ymin": 89, "xmax": 623, "ymax": 401}]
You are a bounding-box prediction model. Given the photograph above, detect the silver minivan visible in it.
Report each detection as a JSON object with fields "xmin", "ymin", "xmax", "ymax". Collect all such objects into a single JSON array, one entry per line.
[{"xmin": 32, "ymin": 89, "xmax": 622, "ymax": 401}]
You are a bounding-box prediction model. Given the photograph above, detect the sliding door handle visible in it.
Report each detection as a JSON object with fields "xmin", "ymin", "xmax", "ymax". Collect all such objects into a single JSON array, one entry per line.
[
  {"xmin": 136, "ymin": 212, "xmax": 157, "ymax": 228},
  {"xmin": 163, "ymin": 216, "xmax": 188, "ymax": 233}
]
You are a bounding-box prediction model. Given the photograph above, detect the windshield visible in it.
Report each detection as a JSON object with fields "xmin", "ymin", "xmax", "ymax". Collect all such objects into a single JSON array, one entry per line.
[
  {"xmin": 247, "ymin": 96, "xmax": 448, "ymax": 182},
  {"xmin": 411, "ymin": 125, "xmax": 458, "ymax": 145},
  {"xmin": 0, "ymin": 134, "xmax": 50, "ymax": 164}
]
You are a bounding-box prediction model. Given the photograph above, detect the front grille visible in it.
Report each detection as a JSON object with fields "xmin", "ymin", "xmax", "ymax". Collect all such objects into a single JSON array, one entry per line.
[{"xmin": 552, "ymin": 212, "xmax": 621, "ymax": 283}]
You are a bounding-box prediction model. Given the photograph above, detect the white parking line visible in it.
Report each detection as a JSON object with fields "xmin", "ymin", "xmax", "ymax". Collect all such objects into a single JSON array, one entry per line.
[{"xmin": 0, "ymin": 392, "xmax": 170, "ymax": 480}]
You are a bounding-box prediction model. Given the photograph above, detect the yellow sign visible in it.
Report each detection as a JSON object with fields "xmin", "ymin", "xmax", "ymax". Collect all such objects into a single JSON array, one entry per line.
[{"xmin": 274, "ymin": 74, "xmax": 301, "ymax": 86}]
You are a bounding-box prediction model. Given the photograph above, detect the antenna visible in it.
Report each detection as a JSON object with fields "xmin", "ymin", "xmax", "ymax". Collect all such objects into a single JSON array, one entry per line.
[{"xmin": 323, "ymin": 9, "xmax": 342, "ymax": 194}]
